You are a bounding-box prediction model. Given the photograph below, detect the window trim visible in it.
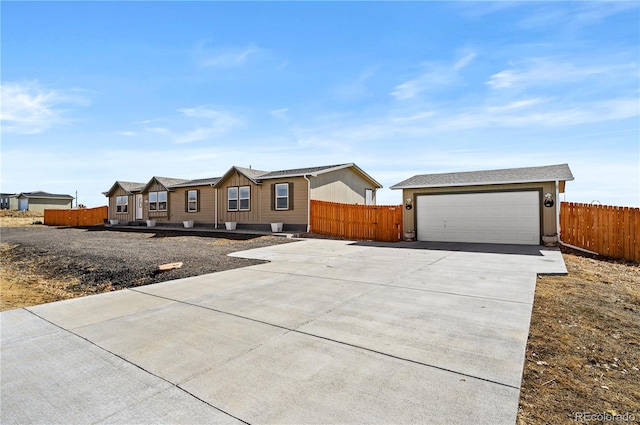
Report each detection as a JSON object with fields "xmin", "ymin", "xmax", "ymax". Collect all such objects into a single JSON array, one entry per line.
[
  {"xmin": 275, "ymin": 183, "xmax": 289, "ymax": 210},
  {"xmin": 238, "ymin": 186, "xmax": 250, "ymax": 211},
  {"xmin": 227, "ymin": 187, "xmax": 238, "ymax": 211},
  {"xmin": 187, "ymin": 190, "xmax": 198, "ymax": 213},
  {"xmin": 148, "ymin": 191, "xmax": 168, "ymax": 212},
  {"xmin": 116, "ymin": 195, "xmax": 128, "ymax": 214}
]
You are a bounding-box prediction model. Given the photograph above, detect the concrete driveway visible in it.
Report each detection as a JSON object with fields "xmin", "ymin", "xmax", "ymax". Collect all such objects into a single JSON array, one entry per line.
[{"xmin": 1, "ymin": 239, "xmax": 567, "ymax": 424}]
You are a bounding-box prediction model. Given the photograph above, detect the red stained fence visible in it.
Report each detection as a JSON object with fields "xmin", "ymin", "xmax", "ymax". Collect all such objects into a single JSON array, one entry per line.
[
  {"xmin": 560, "ymin": 202, "xmax": 640, "ymax": 261},
  {"xmin": 310, "ymin": 200, "xmax": 403, "ymax": 242},
  {"xmin": 44, "ymin": 206, "xmax": 108, "ymax": 227}
]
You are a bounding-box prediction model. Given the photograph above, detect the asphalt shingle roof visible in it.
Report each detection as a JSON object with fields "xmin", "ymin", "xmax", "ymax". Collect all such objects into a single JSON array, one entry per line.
[
  {"xmin": 390, "ymin": 163, "xmax": 574, "ymax": 189},
  {"xmin": 19, "ymin": 191, "xmax": 74, "ymax": 199},
  {"xmin": 170, "ymin": 177, "xmax": 221, "ymax": 188},
  {"xmin": 257, "ymin": 164, "xmax": 350, "ymax": 179},
  {"xmin": 116, "ymin": 181, "xmax": 146, "ymax": 193}
]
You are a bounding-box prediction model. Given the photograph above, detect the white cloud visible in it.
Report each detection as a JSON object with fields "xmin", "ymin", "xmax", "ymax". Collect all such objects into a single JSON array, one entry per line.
[
  {"xmin": 333, "ymin": 68, "xmax": 377, "ymax": 101},
  {"xmin": 391, "ymin": 51, "xmax": 476, "ymax": 100},
  {"xmin": 270, "ymin": 108, "xmax": 289, "ymax": 121},
  {"xmin": 486, "ymin": 59, "xmax": 635, "ymax": 90},
  {"xmin": 197, "ymin": 42, "xmax": 263, "ymax": 68},
  {"xmin": 0, "ymin": 81, "xmax": 88, "ymax": 134},
  {"xmin": 173, "ymin": 106, "xmax": 243, "ymax": 143},
  {"xmin": 117, "ymin": 131, "xmax": 136, "ymax": 137},
  {"xmin": 454, "ymin": 51, "xmax": 477, "ymax": 71}
]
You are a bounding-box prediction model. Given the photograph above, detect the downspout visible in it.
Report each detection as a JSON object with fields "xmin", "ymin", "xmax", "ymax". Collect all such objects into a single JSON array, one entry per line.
[
  {"xmin": 303, "ymin": 174, "xmax": 311, "ymax": 232},
  {"xmin": 211, "ymin": 185, "xmax": 218, "ymax": 229},
  {"xmin": 555, "ymin": 180, "xmax": 560, "ymax": 239}
]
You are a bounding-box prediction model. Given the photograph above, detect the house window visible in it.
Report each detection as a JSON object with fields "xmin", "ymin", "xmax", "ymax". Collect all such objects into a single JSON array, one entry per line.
[
  {"xmin": 116, "ymin": 196, "xmax": 128, "ymax": 213},
  {"xmin": 228, "ymin": 187, "xmax": 238, "ymax": 211},
  {"xmin": 239, "ymin": 186, "xmax": 250, "ymax": 211},
  {"xmin": 187, "ymin": 190, "xmax": 198, "ymax": 212},
  {"xmin": 149, "ymin": 192, "xmax": 157, "ymax": 211},
  {"xmin": 275, "ymin": 183, "xmax": 289, "ymax": 210},
  {"xmin": 149, "ymin": 191, "xmax": 168, "ymax": 212},
  {"xmin": 228, "ymin": 186, "xmax": 250, "ymax": 211}
]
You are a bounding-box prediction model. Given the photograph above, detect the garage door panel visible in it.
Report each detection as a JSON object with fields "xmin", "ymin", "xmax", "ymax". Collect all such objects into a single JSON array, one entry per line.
[{"xmin": 416, "ymin": 192, "xmax": 540, "ymax": 245}]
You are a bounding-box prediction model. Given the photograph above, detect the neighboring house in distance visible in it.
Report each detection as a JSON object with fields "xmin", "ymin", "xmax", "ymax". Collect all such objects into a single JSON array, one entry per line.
[
  {"xmin": 391, "ymin": 163, "xmax": 574, "ymax": 245},
  {"xmin": 1, "ymin": 193, "xmax": 15, "ymax": 210},
  {"xmin": 7, "ymin": 192, "xmax": 74, "ymax": 212},
  {"xmin": 104, "ymin": 163, "xmax": 382, "ymax": 231}
]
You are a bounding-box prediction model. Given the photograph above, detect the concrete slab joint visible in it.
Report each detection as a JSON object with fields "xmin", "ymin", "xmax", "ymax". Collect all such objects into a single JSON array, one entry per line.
[{"xmin": 1, "ymin": 239, "xmax": 567, "ymax": 424}]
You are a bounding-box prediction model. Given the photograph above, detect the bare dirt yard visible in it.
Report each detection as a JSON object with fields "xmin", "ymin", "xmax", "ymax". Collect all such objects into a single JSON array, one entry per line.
[
  {"xmin": 1, "ymin": 214, "xmax": 638, "ymax": 423},
  {"xmin": 0, "ymin": 220, "xmax": 292, "ymax": 311}
]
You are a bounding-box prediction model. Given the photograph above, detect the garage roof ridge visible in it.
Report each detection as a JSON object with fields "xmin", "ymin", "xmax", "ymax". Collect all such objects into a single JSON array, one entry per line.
[{"xmin": 390, "ymin": 163, "xmax": 574, "ymax": 189}]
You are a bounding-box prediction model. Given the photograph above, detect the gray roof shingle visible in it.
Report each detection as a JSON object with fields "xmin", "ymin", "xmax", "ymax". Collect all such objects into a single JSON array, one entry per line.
[
  {"xmin": 390, "ymin": 163, "xmax": 574, "ymax": 189},
  {"xmin": 256, "ymin": 164, "xmax": 350, "ymax": 179},
  {"xmin": 19, "ymin": 191, "xmax": 74, "ymax": 199},
  {"xmin": 169, "ymin": 177, "xmax": 221, "ymax": 188}
]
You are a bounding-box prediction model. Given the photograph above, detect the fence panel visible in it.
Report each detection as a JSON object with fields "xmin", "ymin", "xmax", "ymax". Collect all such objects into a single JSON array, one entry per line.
[
  {"xmin": 44, "ymin": 206, "xmax": 108, "ymax": 227},
  {"xmin": 560, "ymin": 202, "xmax": 640, "ymax": 262},
  {"xmin": 310, "ymin": 200, "xmax": 402, "ymax": 242}
]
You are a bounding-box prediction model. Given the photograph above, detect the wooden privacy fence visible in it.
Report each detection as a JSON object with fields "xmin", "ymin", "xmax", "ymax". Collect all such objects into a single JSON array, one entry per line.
[
  {"xmin": 310, "ymin": 200, "xmax": 403, "ymax": 242},
  {"xmin": 560, "ymin": 202, "xmax": 640, "ymax": 261},
  {"xmin": 44, "ymin": 206, "xmax": 108, "ymax": 227}
]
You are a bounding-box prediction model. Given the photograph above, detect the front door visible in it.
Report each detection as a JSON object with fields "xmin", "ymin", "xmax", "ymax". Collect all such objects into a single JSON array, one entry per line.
[{"xmin": 136, "ymin": 194, "xmax": 143, "ymax": 220}]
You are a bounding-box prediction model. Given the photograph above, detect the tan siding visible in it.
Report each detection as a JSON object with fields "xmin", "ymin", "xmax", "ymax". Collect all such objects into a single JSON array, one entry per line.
[
  {"xmin": 216, "ymin": 173, "xmax": 262, "ymax": 225},
  {"xmin": 169, "ymin": 186, "xmax": 216, "ymax": 223},
  {"xmin": 401, "ymin": 182, "xmax": 558, "ymax": 238},
  {"xmin": 27, "ymin": 198, "xmax": 73, "ymax": 213},
  {"xmin": 145, "ymin": 181, "xmax": 169, "ymax": 220},
  {"xmin": 109, "ymin": 187, "xmax": 135, "ymax": 222},
  {"xmin": 260, "ymin": 177, "xmax": 308, "ymax": 225},
  {"xmin": 310, "ymin": 168, "xmax": 377, "ymax": 204}
]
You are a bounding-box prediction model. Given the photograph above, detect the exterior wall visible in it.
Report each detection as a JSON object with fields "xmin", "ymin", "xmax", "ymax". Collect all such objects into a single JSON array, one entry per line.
[
  {"xmin": 401, "ymin": 181, "xmax": 558, "ymax": 238},
  {"xmin": 216, "ymin": 173, "xmax": 262, "ymax": 225},
  {"xmin": 26, "ymin": 198, "xmax": 73, "ymax": 213},
  {"xmin": 310, "ymin": 168, "xmax": 377, "ymax": 205},
  {"xmin": 145, "ymin": 181, "xmax": 170, "ymax": 221},
  {"xmin": 168, "ymin": 186, "xmax": 216, "ymax": 224},
  {"xmin": 260, "ymin": 177, "xmax": 309, "ymax": 226},
  {"xmin": 108, "ymin": 187, "xmax": 135, "ymax": 222},
  {"xmin": 9, "ymin": 198, "xmax": 19, "ymax": 210}
]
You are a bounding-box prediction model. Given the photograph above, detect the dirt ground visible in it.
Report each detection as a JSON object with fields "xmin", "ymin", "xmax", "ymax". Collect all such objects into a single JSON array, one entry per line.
[{"xmin": 1, "ymin": 215, "xmax": 638, "ymax": 423}]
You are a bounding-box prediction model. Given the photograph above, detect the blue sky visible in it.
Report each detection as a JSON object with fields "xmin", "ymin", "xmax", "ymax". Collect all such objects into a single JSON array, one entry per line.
[{"xmin": 1, "ymin": 1, "xmax": 638, "ymax": 208}]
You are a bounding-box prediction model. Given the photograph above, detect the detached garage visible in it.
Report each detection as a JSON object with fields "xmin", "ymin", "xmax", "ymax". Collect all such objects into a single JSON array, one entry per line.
[{"xmin": 391, "ymin": 164, "xmax": 574, "ymax": 245}]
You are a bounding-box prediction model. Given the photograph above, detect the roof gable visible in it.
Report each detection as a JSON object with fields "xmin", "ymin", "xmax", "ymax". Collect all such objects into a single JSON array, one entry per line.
[
  {"xmin": 257, "ymin": 163, "xmax": 383, "ymax": 188},
  {"xmin": 104, "ymin": 181, "xmax": 145, "ymax": 197},
  {"xmin": 212, "ymin": 166, "xmax": 269, "ymax": 188},
  {"xmin": 391, "ymin": 163, "xmax": 574, "ymax": 190}
]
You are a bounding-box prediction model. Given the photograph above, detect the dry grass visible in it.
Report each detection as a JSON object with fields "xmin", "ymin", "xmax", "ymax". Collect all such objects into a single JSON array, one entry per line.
[
  {"xmin": 517, "ymin": 252, "xmax": 640, "ymax": 424},
  {"xmin": 0, "ymin": 210, "xmax": 44, "ymax": 227},
  {"xmin": 0, "ymin": 243, "xmax": 87, "ymax": 311}
]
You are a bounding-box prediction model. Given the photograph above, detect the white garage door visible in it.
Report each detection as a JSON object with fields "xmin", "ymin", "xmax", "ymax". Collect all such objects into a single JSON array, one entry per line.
[{"xmin": 416, "ymin": 191, "xmax": 540, "ymax": 245}]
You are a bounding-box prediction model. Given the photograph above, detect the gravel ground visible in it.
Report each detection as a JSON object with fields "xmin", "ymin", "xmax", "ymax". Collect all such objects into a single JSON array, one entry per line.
[{"xmin": 1, "ymin": 226, "xmax": 294, "ymax": 291}]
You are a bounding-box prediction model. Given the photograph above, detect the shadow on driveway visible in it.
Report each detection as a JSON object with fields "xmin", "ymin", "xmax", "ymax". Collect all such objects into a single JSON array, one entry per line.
[{"xmin": 351, "ymin": 240, "xmax": 558, "ymax": 256}]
